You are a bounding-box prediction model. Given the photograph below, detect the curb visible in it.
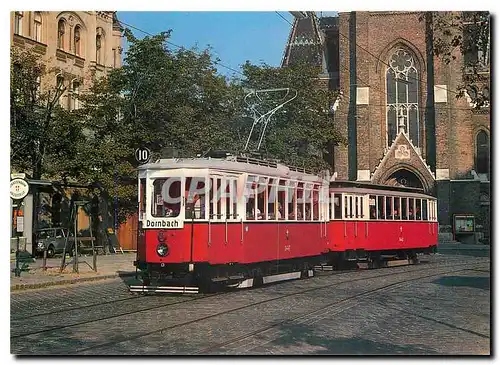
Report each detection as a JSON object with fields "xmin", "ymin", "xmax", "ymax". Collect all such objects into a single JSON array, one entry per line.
[{"xmin": 11, "ymin": 271, "xmax": 136, "ymax": 292}]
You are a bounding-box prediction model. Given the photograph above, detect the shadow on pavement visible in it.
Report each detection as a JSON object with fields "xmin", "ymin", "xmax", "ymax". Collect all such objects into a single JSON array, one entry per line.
[
  {"xmin": 265, "ymin": 322, "xmax": 439, "ymax": 355},
  {"xmin": 432, "ymin": 276, "xmax": 490, "ymax": 291}
]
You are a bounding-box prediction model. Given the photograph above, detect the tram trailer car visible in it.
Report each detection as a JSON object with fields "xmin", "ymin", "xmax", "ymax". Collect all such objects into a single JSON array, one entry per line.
[
  {"xmin": 132, "ymin": 155, "xmax": 438, "ymax": 293},
  {"xmin": 327, "ymin": 181, "xmax": 437, "ymax": 268}
]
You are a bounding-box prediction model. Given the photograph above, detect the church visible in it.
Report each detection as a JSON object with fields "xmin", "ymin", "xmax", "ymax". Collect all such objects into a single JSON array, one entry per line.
[{"xmin": 281, "ymin": 11, "xmax": 490, "ymax": 244}]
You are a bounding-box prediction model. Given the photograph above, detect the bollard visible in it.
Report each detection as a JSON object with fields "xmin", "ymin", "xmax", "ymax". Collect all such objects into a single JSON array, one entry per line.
[
  {"xmin": 42, "ymin": 249, "xmax": 47, "ymax": 271},
  {"xmin": 93, "ymin": 248, "xmax": 97, "ymax": 272}
]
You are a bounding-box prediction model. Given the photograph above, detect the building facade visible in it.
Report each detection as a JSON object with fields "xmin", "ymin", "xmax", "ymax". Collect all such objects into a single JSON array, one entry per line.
[
  {"xmin": 282, "ymin": 11, "xmax": 490, "ymax": 243},
  {"xmin": 11, "ymin": 11, "xmax": 123, "ymax": 109},
  {"xmin": 10, "ymin": 11, "xmax": 123, "ymax": 254}
]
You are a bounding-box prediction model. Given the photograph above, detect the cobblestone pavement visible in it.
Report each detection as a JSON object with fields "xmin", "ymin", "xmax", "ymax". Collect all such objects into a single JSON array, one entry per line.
[{"xmin": 11, "ymin": 255, "xmax": 490, "ymax": 355}]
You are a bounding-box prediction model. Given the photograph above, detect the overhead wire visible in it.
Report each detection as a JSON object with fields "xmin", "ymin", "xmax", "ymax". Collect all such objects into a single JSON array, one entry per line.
[
  {"xmin": 276, "ymin": 11, "xmax": 483, "ymax": 100},
  {"xmin": 102, "ymin": 12, "xmax": 246, "ymax": 77}
]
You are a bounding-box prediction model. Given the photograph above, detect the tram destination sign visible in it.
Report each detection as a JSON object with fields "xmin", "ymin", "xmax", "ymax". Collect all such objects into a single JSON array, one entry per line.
[
  {"xmin": 10, "ymin": 178, "xmax": 29, "ymax": 200},
  {"xmin": 145, "ymin": 219, "xmax": 183, "ymax": 229}
]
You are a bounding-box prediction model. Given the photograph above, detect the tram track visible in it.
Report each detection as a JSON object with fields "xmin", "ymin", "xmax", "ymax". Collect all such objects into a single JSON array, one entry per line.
[
  {"xmin": 62, "ymin": 259, "xmax": 488, "ymax": 354},
  {"xmin": 10, "ymin": 257, "xmax": 487, "ymax": 346},
  {"xmin": 193, "ymin": 264, "xmax": 489, "ymax": 354}
]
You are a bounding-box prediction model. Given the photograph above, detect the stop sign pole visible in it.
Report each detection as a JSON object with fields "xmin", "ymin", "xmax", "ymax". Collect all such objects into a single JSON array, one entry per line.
[{"xmin": 10, "ymin": 176, "xmax": 29, "ymax": 277}]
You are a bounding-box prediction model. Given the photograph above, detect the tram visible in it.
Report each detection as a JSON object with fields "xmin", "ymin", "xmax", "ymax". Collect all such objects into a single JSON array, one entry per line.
[{"xmin": 131, "ymin": 153, "xmax": 438, "ymax": 293}]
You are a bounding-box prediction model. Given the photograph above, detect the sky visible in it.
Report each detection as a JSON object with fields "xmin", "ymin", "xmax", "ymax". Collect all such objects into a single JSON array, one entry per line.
[{"xmin": 117, "ymin": 11, "xmax": 337, "ymax": 79}]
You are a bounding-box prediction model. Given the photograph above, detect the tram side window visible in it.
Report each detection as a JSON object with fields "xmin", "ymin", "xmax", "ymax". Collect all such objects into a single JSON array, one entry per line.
[
  {"xmin": 313, "ymin": 187, "xmax": 319, "ymax": 220},
  {"xmin": 369, "ymin": 195, "xmax": 376, "ymax": 219},
  {"xmin": 349, "ymin": 196, "xmax": 354, "ymax": 218},
  {"xmin": 329, "ymin": 194, "xmax": 333, "ymax": 220},
  {"xmin": 394, "ymin": 197, "xmax": 401, "ymax": 219},
  {"xmin": 422, "ymin": 199, "xmax": 428, "ymax": 220},
  {"xmin": 355, "ymin": 197, "xmax": 359, "ymax": 218},
  {"xmin": 278, "ymin": 180, "xmax": 286, "ymax": 220},
  {"xmin": 333, "ymin": 194, "xmax": 342, "ymax": 219},
  {"xmin": 297, "ymin": 184, "xmax": 304, "ymax": 220},
  {"xmin": 257, "ymin": 177, "xmax": 267, "ymax": 220},
  {"xmin": 246, "ymin": 176, "xmax": 257, "ymax": 220},
  {"xmin": 408, "ymin": 198, "xmax": 415, "ymax": 220},
  {"xmin": 344, "ymin": 196, "xmax": 348, "ymax": 219},
  {"xmin": 415, "ymin": 199, "xmax": 421, "ymax": 220},
  {"xmin": 360, "ymin": 196, "xmax": 364, "ymax": 219},
  {"xmin": 209, "ymin": 178, "xmax": 214, "ymax": 218},
  {"xmin": 305, "ymin": 185, "xmax": 312, "ymax": 221},
  {"xmin": 185, "ymin": 177, "xmax": 206, "ymax": 220},
  {"xmin": 288, "ymin": 182, "xmax": 296, "ymax": 220},
  {"xmin": 377, "ymin": 196, "xmax": 385, "ymax": 219},
  {"xmin": 267, "ymin": 179, "xmax": 276, "ymax": 220},
  {"xmin": 216, "ymin": 178, "xmax": 222, "ymax": 219},
  {"xmin": 402, "ymin": 198, "xmax": 408, "ymax": 220},
  {"xmin": 139, "ymin": 178, "xmax": 146, "ymax": 220},
  {"xmin": 151, "ymin": 177, "xmax": 181, "ymax": 218},
  {"xmin": 386, "ymin": 197, "xmax": 393, "ymax": 219},
  {"xmin": 224, "ymin": 179, "xmax": 238, "ymax": 220}
]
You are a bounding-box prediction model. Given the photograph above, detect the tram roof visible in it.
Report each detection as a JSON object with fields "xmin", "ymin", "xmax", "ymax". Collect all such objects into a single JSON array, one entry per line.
[
  {"xmin": 330, "ymin": 185, "xmax": 436, "ymax": 199},
  {"xmin": 139, "ymin": 156, "xmax": 325, "ymax": 181}
]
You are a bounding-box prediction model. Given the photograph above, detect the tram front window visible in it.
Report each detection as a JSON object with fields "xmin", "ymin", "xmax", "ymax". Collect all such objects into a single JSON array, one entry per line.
[{"xmin": 151, "ymin": 178, "xmax": 181, "ymax": 218}]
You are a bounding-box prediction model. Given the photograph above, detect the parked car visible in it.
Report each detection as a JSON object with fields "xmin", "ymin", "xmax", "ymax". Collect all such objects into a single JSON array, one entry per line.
[{"xmin": 35, "ymin": 228, "xmax": 73, "ymax": 258}]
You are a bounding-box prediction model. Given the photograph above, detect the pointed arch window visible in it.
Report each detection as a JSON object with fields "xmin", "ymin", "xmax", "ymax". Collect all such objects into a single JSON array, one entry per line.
[
  {"xmin": 476, "ymin": 130, "xmax": 489, "ymax": 175},
  {"xmin": 14, "ymin": 11, "xmax": 23, "ymax": 35},
  {"xmin": 33, "ymin": 12, "xmax": 42, "ymax": 42},
  {"xmin": 386, "ymin": 48, "xmax": 420, "ymax": 147},
  {"xmin": 74, "ymin": 26, "xmax": 81, "ymax": 56},
  {"xmin": 57, "ymin": 19, "xmax": 65, "ymax": 49}
]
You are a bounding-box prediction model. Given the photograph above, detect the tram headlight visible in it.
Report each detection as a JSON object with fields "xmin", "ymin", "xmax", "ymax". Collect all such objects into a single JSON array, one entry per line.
[{"xmin": 156, "ymin": 243, "xmax": 169, "ymax": 257}]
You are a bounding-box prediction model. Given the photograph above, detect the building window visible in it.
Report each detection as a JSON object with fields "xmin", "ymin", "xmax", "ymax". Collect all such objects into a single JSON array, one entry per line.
[
  {"xmin": 476, "ymin": 130, "xmax": 489, "ymax": 174},
  {"xmin": 74, "ymin": 26, "xmax": 81, "ymax": 56},
  {"xmin": 33, "ymin": 12, "xmax": 42, "ymax": 42},
  {"xmin": 57, "ymin": 19, "xmax": 65, "ymax": 49},
  {"xmin": 96, "ymin": 34, "xmax": 102, "ymax": 64},
  {"xmin": 14, "ymin": 11, "xmax": 23, "ymax": 35},
  {"xmin": 386, "ymin": 48, "xmax": 420, "ymax": 147}
]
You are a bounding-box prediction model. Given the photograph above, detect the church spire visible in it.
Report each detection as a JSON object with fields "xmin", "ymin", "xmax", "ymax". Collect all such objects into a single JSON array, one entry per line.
[{"xmin": 281, "ymin": 12, "xmax": 323, "ymax": 68}]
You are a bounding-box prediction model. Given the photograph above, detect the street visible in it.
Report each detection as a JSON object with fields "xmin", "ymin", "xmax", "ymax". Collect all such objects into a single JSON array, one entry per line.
[{"xmin": 11, "ymin": 254, "xmax": 490, "ymax": 355}]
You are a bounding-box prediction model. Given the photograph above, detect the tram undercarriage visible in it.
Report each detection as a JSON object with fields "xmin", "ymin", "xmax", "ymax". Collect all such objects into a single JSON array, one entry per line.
[{"xmin": 130, "ymin": 245, "xmax": 436, "ymax": 294}]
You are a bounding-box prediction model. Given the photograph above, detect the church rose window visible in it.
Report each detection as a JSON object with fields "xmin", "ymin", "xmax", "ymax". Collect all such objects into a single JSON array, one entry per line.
[{"xmin": 386, "ymin": 48, "xmax": 420, "ymax": 147}]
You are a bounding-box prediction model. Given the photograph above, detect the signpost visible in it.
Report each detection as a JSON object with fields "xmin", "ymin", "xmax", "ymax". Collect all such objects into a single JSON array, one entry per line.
[
  {"xmin": 135, "ymin": 147, "xmax": 151, "ymax": 164},
  {"xmin": 10, "ymin": 176, "xmax": 29, "ymax": 277}
]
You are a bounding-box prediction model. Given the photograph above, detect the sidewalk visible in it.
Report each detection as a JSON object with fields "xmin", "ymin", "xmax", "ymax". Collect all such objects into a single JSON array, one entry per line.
[
  {"xmin": 10, "ymin": 241, "xmax": 489, "ymax": 292},
  {"xmin": 10, "ymin": 252, "xmax": 137, "ymax": 291},
  {"xmin": 437, "ymin": 242, "xmax": 490, "ymax": 257}
]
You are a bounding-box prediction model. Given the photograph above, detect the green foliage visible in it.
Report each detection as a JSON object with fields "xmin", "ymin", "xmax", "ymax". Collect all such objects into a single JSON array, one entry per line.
[
  {"xmin": 10, "ymin": 48, "xmax": 82, "ymax": 180},
  {"xmin": 421, "ymin": 11, "xmax": 490, "ymax": 108},
  {"xmin": 11, "ymin": 29, "xmax": 346, "ymax": 222},
  {"xmin": 239, "ymin": 61, "xmax": 344, "ymax": 171}
]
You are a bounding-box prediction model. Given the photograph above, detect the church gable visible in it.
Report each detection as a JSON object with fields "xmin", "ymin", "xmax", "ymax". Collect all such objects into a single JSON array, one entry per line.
[{"xmin": 371, "ymin": 131, "xmax": 435, "ymax": 192}]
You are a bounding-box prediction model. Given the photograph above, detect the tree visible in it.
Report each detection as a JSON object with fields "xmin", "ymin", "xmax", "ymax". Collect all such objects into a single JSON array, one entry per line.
[
  {"xmin": 10, "ymin": 48, "xmax": 83, "ymax": 180},
  {"xmin": 423, "ymin": 11, "xmax": 490, "ymax": 108},
  {"xmin": 238, "ymin": 61, "xmax": 345, "ymax": 172},
  {"xmin": 76, "ymin": 30, "xmax": 245, "ymax": 221}
]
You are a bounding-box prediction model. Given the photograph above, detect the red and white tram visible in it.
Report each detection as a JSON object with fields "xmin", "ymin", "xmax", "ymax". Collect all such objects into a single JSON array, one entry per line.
[{"xmin": 132, "ymin": 154, "xmax": 437, "ymax": 293}]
